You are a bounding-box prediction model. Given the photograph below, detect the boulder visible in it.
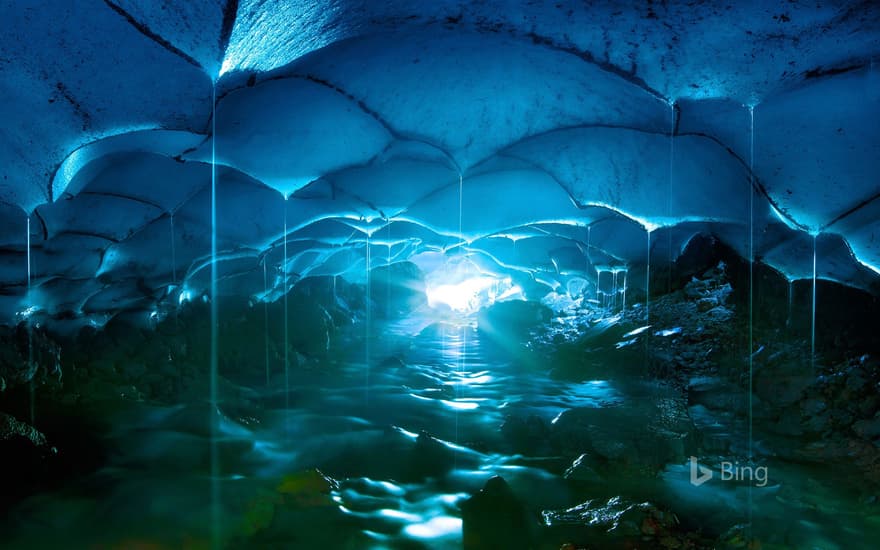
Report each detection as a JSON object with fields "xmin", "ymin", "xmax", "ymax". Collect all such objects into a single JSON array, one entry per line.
[
  {"xmin": 542, "ymin": 496, "xmax": 682, "ymax": 547},
  {"xmin": 0, "ymin": 412, "xmax": 56, "ymax": 511},
  {"xmin": 500, "ymin": 414, "xmax": 550, "ymax": 454},
  {"xmin": 461, "ymin": 476, "xmax": 535, "ymax": 550},
  {"xmin": 408, "ymin": 430, "xmax": 455, "ymax": 480}
]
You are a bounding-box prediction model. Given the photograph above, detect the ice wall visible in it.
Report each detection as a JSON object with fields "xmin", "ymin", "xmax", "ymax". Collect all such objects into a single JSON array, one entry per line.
[{"xmin": 1, "ymin": 1, "xmax": 878, "ymax": 327}]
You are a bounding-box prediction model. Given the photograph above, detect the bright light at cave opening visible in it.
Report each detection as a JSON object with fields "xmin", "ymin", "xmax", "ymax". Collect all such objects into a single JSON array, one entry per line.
[{"xmin": 426, "ymin": 275, "xmax": 516, "ymax": 313}]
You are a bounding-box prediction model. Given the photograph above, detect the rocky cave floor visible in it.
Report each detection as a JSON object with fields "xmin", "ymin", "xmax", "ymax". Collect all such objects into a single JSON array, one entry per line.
[{"xmin": 1, "ymin": 246, "xmax": 880, "ymax": 549}]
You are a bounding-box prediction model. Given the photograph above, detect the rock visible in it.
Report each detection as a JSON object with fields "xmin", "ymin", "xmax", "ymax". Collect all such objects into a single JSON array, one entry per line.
[
  {"xmin": 800, "ymin": 397, "xmax": 827, "ymax": 417},
  {"xmin": 408, "ymin": 431, "xmax": 455, "ymax": 480},
  {"xmin": 461, "ymin": 476, "xmax": 534, "ymax": 550},
  {"xmin": 853, "ymin": 415, "xmax": 880, "ymax": 440},
  {"xmin": 0, "ymin": 412, "xmax": 56, "ymax": 511},
  {"xmin": 859, "ymin": 394, "xmax": 880, "ymax": 418},
  {"xmin": 275, "ymin": 468, "xmax": 338, "ymax": 507},
  {"xmin": 500, "ymin": 414, "xmax": 549, "ymax": 453},
  {"xmin": 120, "ymin": 361, "xmax": 147, "ymax": 380},
  {"xmin": 705, "ymin": 305, "xmax": 734, "ymax": 321},
  {"xmin": 687, "ymin": 376, "xmax": 744, "ymax": 412},
  {"xmin": 716, "ymin": 523, "xmax": 761, "ymax": 549},
  {"xmin": 767, "ymin": 406, "xmax": 804, "ymax": 436},
  {"xmin": 0, "ymin": 412, "xmax": 49, "ymax": 448},
  {"xmin": 697, "ymin": 297, "xmax": 718, "ymax": 312},
  {"xmin": 0, "ymin": 323, "xmax": 62, "ymax": 390},
  {"xmin": 846, "ymin": 372, "xmax": 868, "ymax": 393},
  {"xmin": 550, "ymin": 397, "xmax": 695, "ymax": 474},
  {"xmin": 755, "ymin": 372, "xmax": 812, "ymax": 408},
  {"xmin": 563, "ymin": 453, "xmax": 603, "ymax": 483},
  {"xmin": 542, "ymin": 496, "xmax": 680, "ymax": 544},
  {"xmin": 379, "ymin": 355, "xmax": 406, "ymax": 370},
  {"xmin": 803, "ymin": 411, "xmax": 831, "ymax": 434}
]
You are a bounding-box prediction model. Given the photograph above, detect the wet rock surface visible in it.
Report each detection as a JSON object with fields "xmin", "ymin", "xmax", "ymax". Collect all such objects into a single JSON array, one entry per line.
[
  {"xmin": 542, "ymin": 496, "xmax": 713, "ymax": 549},
  {"xmin": 461, "ymin": 476, "xmax": 536, "ymax": 550},
  {"xmin": 0, "ymin": 412, "xmax": 55, "ymax": 512},
  {"xmin": 0, "ymin": 323, "xmax": 62, "ymax": 391}
]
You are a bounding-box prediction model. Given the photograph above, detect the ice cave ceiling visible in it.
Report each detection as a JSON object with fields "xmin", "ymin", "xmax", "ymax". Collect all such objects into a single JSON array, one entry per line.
[{"xmin": 1, "ymin": 1, "xmax": 879, "ymax": 328}]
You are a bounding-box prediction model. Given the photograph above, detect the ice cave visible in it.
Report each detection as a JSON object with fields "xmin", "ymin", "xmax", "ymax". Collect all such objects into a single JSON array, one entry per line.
[{"xmin": 1, "ymin": 1, "xmax": 880, "ymax": 548}]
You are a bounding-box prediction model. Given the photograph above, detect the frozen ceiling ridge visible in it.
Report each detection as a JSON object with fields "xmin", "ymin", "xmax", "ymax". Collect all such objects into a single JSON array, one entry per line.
[{"xmin": 1, "ymin": 1, "xmax": 879, "ymax": 328}]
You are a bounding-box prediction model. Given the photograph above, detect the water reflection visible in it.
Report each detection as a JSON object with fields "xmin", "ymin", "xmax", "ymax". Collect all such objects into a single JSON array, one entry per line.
[{"xmin": 3, "ymin": 313, "xmax": 878, "ymax": 549}]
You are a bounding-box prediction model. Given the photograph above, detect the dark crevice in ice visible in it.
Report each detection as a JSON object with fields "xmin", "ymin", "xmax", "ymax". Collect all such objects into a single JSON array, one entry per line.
[
  {"xmin": 678, "ymin": 130, "xmax": 811, "ymax": 233},
  {"xmin": 467, "ymin": 17, "xmax": 669, "ymax": 103},
  {"xmin": 53, "ymin": 230, "xmax": 120, "ymax": 244},
  {"xmin": 102, "ymin": 0, "xmax": 203, "ymax": 71},
  {"xmin": 210, "ymin": 72, "xmax": 463, "ymax": 174},
  {"xmin": 218, "ymin": 0, "xmax": 240, "ymax": 66},
  {"xmin": 53, "ymin": 81, "xmax": 92, "ymax": 132},
  {"xmin": 76, "ymin": 191, "xmax": 167, "ymax": 212},
  {"xmin": 33, "ymin": 209, "xmax": 48, "ymax": 242},
  {"xmin": 821, "ymin": 189, "xmax": 880, "ymax": 231},
  {"xmin": 803, "ymin": 62, "xmax": 864, "ymax": 80}
]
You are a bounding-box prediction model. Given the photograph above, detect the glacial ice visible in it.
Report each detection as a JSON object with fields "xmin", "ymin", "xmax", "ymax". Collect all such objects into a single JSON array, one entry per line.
[{"xmin": 0, "ymin": 1, "xmax": 878, "ymax": 328}]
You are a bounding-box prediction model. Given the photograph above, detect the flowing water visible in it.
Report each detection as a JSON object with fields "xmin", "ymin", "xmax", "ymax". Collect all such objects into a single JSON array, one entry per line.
[{"xmin": 3, "ymin": 309, "xmax": 878, "ymax": 549}]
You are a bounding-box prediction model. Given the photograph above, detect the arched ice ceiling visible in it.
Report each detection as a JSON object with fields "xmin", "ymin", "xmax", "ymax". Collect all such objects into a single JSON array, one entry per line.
[{"xmin": 0, "ymin": 0, "xmax": 879, "ymax": 327}]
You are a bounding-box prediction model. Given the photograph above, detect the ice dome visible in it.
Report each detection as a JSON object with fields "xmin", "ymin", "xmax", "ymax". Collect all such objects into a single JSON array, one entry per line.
[{"xmin": 1, "ymin": 2, "xmax": 880, "ymax": 548}]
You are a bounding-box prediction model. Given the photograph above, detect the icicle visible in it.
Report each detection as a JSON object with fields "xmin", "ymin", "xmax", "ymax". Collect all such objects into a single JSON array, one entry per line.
[{"xmin": 645, "ymin": 230, "xmax": 651, "ymax": 322}]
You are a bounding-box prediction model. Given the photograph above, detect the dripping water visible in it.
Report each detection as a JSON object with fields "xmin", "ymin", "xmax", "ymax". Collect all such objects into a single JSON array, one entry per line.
[
  {"xmin": 611, "ymin": 270, "xmax": 618, "ymax": 311},
  {"xmin": 585, "ymin": 226, "xmax": 593, "ymax": 303},
  {"xmin": 812, "ymin": 234, "xmax": 818, "ymax": 370},
  {"xmin": 456, "ymin": 172, "xmax": 466, "ymax": 453},
  {"xmin": 458, "ymin": 173, "xmax": 463, "ymax": 248},
  {"xmin": 748, "ymin": 105, "xmax": 755, "ymax": 464},
  {"xmin": 27, "ymin": 216, "xmax": 34, "ymax": 426},
  {"xmin": 386, "ymin": 223, "xmax": 392, "ymax": 327},
  {"xmin": 645, "ymin": 230, "xmax": 651, "ymax": 322},
  {"xmin": 621, "ymin": 270, "xmax": 628, "ymax": 311},
  {"xmin": 667, "ymin": 101, "xmax": 675, "ymax": 293},
  {"xmin": 364, "ymin": 232, "xmax": 371, "ymax": 405},
  {"xmin": 170, "ymin": 213, "xmax": 177, "ymax": 287},
  {"xmin": 263, "ymin": 260, "xmax": 269, "ymax": 388},
  {"xmin": 787, "ymin": 280, "xmax": 793, "ymax": 329},
  {"xmin": 283, "ymin": 198, "xmax": 289, "ymax": 413},
  {"xmin": 209, "ymin": 82, "xmax": 220, "ymax": 549}
]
